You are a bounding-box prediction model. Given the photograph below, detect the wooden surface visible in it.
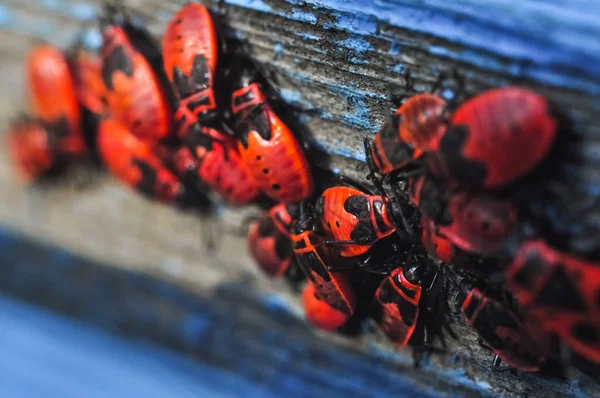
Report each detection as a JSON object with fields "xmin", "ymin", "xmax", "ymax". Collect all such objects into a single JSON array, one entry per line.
[{"xmin": 0, "ymin": 0, "xmax": 599, "ymax": 397}]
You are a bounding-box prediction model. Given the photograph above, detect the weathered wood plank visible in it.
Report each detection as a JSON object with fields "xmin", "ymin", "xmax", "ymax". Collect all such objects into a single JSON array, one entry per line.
[{"xmin": 0, "ymin": 1, "xmax": 599, "ymax": 397}]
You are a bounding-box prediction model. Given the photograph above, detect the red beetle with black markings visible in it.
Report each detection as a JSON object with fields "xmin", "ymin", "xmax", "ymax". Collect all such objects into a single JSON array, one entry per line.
[
  {"xmin": 247, "ymin": 203, "xmax": 300, "ymax": 278},
  {"xmin": 458, "ymin": 286, "xmax": 545, "ymax": 372},
  {"xmin": 291, "ymin": 207, "xmax": 356, "ymax": 328},
  {"xmin": 97, "ymin": 119, "xmax": 199, "ymax": 206},
  {"xmin": 408, "ymin": 174, "xmax": 517, "ymax": 257},
  {"xmin": 428, "ymin": 87, "xmax": 557, "ymax": 189},
  {"xmin": 437, "ymin": 191, "xmax": 519, "ymax": 257},
  {"xmin": 372, "ymin": 266, "xmax": 423, "ymax": 346},
  {"xmin": 367, "ymin": 94, "xmax": 447, "ymax": 176},
  {"xmin": 162, "ymin": 2, "xmax": 222, "ymax": 137},
  {"xmin": 27, "ymin": 44, "xmax": 86, "ymax": 158},
  {"xmin": 504, "ymin": 240, "xmax": 600, "ymax": 363},
  {"xmin": 302, "ymin": 282, "xmax": 351, "ymax": 331},
  {"xmin": 316, "ymin": 178, "xmax": 415, "ymax": 258},
  {"xmin": 224, "ymin": 52, "xmax": 314, "ymax": 203},
  {"xmin": 173, "ymin": 125, "xmax": 261, "ymax": 205},
  {"xmin": 100, "ymin": 12, "xmax": 172, "ymax": 142}
]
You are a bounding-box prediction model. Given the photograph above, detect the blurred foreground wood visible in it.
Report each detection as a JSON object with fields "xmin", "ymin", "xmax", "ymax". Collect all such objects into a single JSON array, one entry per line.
[{"xmin": 0, "ymin": 1, "xmax": 599, "ymax": 397}]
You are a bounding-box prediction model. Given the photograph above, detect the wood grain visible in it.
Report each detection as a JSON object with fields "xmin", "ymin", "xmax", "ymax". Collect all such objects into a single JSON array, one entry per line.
[{"xmin": 0, "ymin": 1, "xmax": 599, "ymax": 396}]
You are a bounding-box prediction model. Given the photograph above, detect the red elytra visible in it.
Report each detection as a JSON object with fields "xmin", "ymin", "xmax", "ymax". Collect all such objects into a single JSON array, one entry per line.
[
  {"xmin": 292, "ymin": 225, "xmax": 356, "ymax": 319},
  {"xmin": 461, "ymin": 288, "xmax": 545, "ymax": 372},
  {"xmin": 162, "ymin": 3, "xmax": 220, "ymax": 137},
  {"xmin": 226, "ymin": 54, "xmax": 313, "ymax": 203},
  {"xmin": 97, "ymin": 119, "xmax": 184, "ymax": 204},
  {"xmin": 428, "ymin": 87, "xmax": 557, "ymax": 189},
  {"xmin": 316, "ymin": 186, "xmax": 402, "ymax": 258},
  {"xmin": 8, "ymin": 121, "xmax": 54, "ymax": 182},
  {"xmin": 370, "ymin": 94, "xmax": 447, "ymax": 175},
  {"xmin": 372, "ymin": 267, "xmax": 422, "ymax": 346},
  {"xmin": 173, "ymin": 126, "xmax": 260, "ymax": 205},
  {"xmin": 302, "ymin": 282, "xmax": 350, "ymax": 331},
  {"xmin": 100, "ymin": 23, "xmax": 172, "ymax": 142},
  {"xmin": 27, "ymin": 44, "xmax": 85, "ymax": 157},
  {"xmin": 437, "ymin": 191, "xmax": 518, "ymax": 256},
  {"xmin": 247, "ymin": 204, "xmax": 297, "ymax": 278},
  {"xmin": 504, "ymin": 240, "xmax": 600, "ymax": 363}
]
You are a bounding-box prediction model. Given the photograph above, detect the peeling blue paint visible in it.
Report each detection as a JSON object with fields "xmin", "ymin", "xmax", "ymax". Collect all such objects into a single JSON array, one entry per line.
[
  {"xmin": 333, "ymin": 15, "xmax": 378, "ymax": 36},
  {"xmin": 280, "ymin": 88, "xmax": 303, "ymax": 103},
  {"xmin": 390, "ymin": 64, "xmax": 405, "ymax": 74},
  {"xmin": 348, "ymin": 57, "xmax": 369, "ymax": 65},
  {"xmin": 291, "ymin": 9, "xmax": 317, "ymax": 24},
  {"xmin": 226, "ymin": 0, "xmax": 272, "ymax": 13},
  {"xmin": 293, "ymin": 31, "xmax": 320, "ymax": 41},
  {"xmin": 336, "ymin": 36, "xmax": 374, "ymax": 55},
  {"xmin": 388, "ymin": 41, "xmax": 401, "ymax": 56},
  {"xmin": 274, "ymin": 42, "xmax": 284, "ymax": 59}
]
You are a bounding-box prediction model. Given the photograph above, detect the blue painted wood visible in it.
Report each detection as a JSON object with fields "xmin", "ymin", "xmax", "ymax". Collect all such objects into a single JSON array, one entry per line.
[
  {"xmin": 1, "ymin": 2, "xmax": 600, "ymax": 395},
  {"xmin": 0, "ymin": 294, "xmax": 283, "ymax": 398},
  {"xmin": 0, "ymin": 227, "xmax": 499, "ymax": 397}
]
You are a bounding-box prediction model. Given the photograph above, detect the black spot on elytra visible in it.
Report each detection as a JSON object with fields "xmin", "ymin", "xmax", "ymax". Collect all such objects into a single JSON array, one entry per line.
[
  {"xmin": 250, "ymin": 109, "xmax": 272, "ymax": 141},
  {"xmin": 344, "ymin": 195, "xmax": 377, "ymax": 241},
  {"xmin": 572, "ymin": 323, "xmax": 599, "ymax": 344},
  {"xmin": 535, "ymin": 266, "xmax": 587, "ymax": 311},
  {"xmin": 437, "ymin": 124, "xmax": 487, "ymax": 187},
  {"xmin": 335, "ymin": 220, "xmax": 340, "ymax": 228},
  {"xmin": 274, "ymin": 235, "xmax": 292, "ymax": 260},
  {"xmin": 258, "ymin": 216, "xmax": 276, "ymax": 237},
  {"xmin": 173, "ymin": 67, "xmax": 193, "ymax": 98},
  {"xmin": 263, "ymin": 168, "xmax": 269, "ymax": 174},
  {"xmin": 272, "ymin": 184, "xmax": 281, "ymax": 191},
  {"xmin": 257, "ymin": 155, "xmax": 261, "ymax": 160},
  {"xmin": 102, "ymin": 45, "xmax": 133, "ymax": 91},
  {"xmin": 344, "ymin": 195, "xmax": 369, "ymax": 218},
  {"xmin": 190, "ymin": 54, "xmax": 210, "ymax": 91}
]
